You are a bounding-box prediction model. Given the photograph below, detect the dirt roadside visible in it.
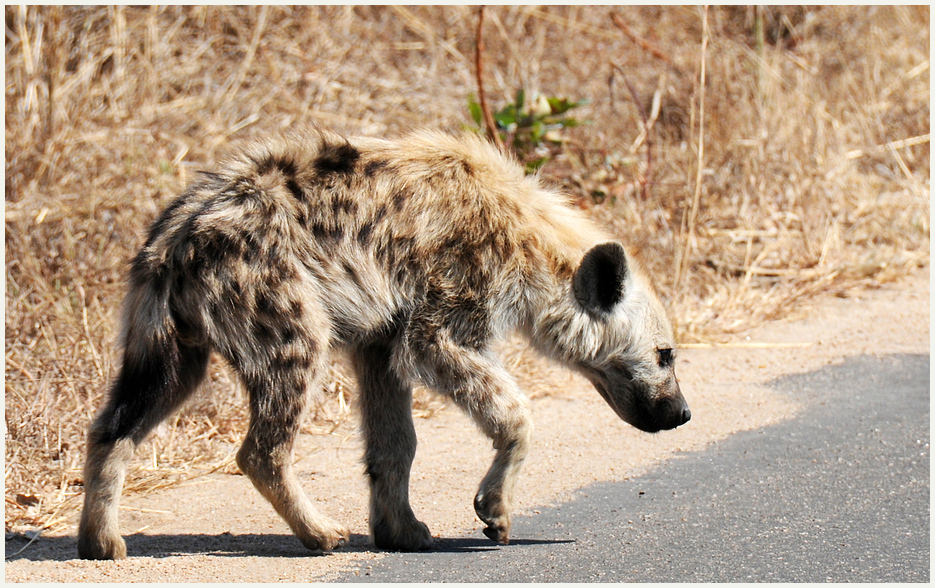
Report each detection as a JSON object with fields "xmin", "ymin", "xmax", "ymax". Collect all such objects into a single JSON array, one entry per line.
[{"xmin": 4, "ymin": 268, "xmax": 929, "ymax": 582}]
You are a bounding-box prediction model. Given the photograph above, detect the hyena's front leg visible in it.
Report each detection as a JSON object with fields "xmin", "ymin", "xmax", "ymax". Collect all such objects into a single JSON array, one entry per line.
[
  {"xmin": 471, "ymin": 385, "xmax": 533, "ymax": 545},
  {"xmin": 351, "ymin": 339, "xmax": 433, "ymax": 551},
  {"xmin": 409, "ymin": 333, "xmax": 533, "ymax": 545}
]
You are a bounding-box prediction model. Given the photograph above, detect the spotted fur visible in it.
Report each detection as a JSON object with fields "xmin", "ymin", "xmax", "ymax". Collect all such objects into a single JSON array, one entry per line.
[{"xmin": 77, "ymin": 128, "xmax": 689, "ymax": 559}]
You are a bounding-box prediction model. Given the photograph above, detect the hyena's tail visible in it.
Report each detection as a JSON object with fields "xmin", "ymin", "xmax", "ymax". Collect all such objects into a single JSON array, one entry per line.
[
  {"xmin": 79, "ymin": 259, "xmax": 209, "ymax": 559},
  {"xmin": 92, "ymin": 260, "xmax": 211, "ymax": 446}
]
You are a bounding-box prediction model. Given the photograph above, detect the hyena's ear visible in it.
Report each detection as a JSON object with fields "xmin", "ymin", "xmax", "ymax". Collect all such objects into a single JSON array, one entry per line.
[{"xmin": 573, "ymin": 242, "xmax": 628, "ymax": 314}]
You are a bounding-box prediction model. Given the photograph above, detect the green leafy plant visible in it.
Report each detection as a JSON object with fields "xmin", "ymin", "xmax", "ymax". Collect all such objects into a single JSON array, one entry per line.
[{"xmin": 468, "ymin": 89, "xmax": 588, "ymax": 173}]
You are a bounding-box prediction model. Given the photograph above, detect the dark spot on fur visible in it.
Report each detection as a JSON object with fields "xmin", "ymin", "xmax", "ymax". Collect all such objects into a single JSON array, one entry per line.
[
  {"xmin": 256, "ymin": 292, "xmax": 277, "ymax": 316},
  {"xmin": 281, "ymin": 327, "xmax": 298, "ymax": 344},
  {"xmin": 448, "ymin": 294, "xmax": 490, "ymax": 349},
  {"xmin": 393, "ymin": 265, "xmax": 410, "ymax": 288},
  {"xmin": 288, "ymin": 299, "xmax": 303, "ymax": 319},
  {"xmin": 373, "ymin": 204, "xmax": 387, "ymax": 223},
  {"xmin": 488, "ymin": 232, "xmax": 515, "ymax": 263},
  {"xmin": 310, "ymin": 223, "xmax": 329, "ymax": 241},
  {"xmin": 272, "ymin": 350, "xmax": 313, "ymax": 372},
  {"xmin": 496, "ymin": 196, "xmax": 521, "ymax": 219},
  {"xmin": 252, "ymin": 320, "xmax": 278, "ymax": 344},
  {"xmin": 461, "ymin": 161, "xmax": 474, "ymax": 176},
  {"xmin": 550, "ymin": 257, "xmax": 575, "ymax": 281},
  {"xmin": 185, "ymin": 228, "xmax": 247, "ymax": 278},
  {"xmin": 331, "ymin": 197, "xmax": 358, "ymax": 216},
  {"xmin": 314, "ymin": 141, "xmax": 360, "ymax": 176},
  {"xmin": 364, "ymin": 159, "xmax": 389, "ymax": 177},
  {"xmin": 240, "ymin": 234, "xmax": 261, "ymax": 264},
  {"xmin": 375, "ymin": 236, "xmax": 416, "ymax": 276},
  {"xmin": 342, "ymin": 261, "xmax": 362, "ymax": 288},
  {"xmin": 391, "ymin": 191, "xmax": 409, "ymax": 212},
  {"xmin": 307, "ymin": 337, "xmax": 318, "ymax": 355},
  {"xmin": 208, "ymin": 231, "xmax": 245, "ymax": 260},
  {"xmin": 309, "ymin": 221, "xmax": 343, "ymax": 243},
  {"xmin": 285, "ymin": 178, "xmax": 304, "ymax": 201},
  {"xmin": 263, "ymin": 259, "xmax": 297, "ymax": 286},
  {"xmin": 255, "ymin": 154, "xmax": 298, "ymax": 177},
  {"xmin": 356, "ymin": 222, "xmax": 374, "ymax": 246}
]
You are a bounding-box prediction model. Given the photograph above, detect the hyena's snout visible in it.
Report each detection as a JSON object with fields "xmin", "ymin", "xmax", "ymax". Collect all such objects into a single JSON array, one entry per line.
[
  {"xmin": 592, "ymin": 372, "xmax": 691, "ymax": 433},
  {"xmin": 629, "ymin": 378, "xmax": 690, "ymax": 433},
  {"xmin": 651, "ymin": 382, "xmax": 691, "ymax": 432}
]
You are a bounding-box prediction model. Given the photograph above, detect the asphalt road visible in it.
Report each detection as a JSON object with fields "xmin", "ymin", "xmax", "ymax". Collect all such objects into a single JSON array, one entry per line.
[{"xmin": 343, "ymin": 353, "xmax": 930, "ymax": 582}]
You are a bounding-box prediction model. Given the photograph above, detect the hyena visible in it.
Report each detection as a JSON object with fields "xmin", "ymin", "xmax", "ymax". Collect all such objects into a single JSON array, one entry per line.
[{"xmin": 78, "ymin": 128, "xmax": 689, "ymax": 560}]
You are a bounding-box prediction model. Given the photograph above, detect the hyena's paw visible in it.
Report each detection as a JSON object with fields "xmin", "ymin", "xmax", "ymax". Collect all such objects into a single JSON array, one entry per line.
[
  {"xmin": 295, "ymin": 519, "xmax": 350, "ymax": 553},
  {"xmin": 474, "ymin": 492, "xmax": 511, "ymax": 545},
  {"xmin": 372, "ymin": 513, "xmax": 434, "ymax": 552},
  {"xmin": 77, "ymin": 532, "xmax": 127, "ymax": 560}
]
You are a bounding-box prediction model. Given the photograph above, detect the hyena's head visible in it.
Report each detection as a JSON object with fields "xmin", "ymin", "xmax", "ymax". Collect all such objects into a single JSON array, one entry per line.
[{"xmin": 538, "ymin": 242, "xmax": 690, "ymax": 433}]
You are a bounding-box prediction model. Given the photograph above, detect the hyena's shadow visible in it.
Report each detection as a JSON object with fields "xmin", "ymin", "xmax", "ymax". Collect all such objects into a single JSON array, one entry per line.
[
  {"xmin": 5, "ymin": 532, "xmax": 574, "ymax": 561},
  {"xmin": 6, "ymin": 532, "xmax": 368, "ymax": 561},
  {"xmin": 427, "ymin": 537, "xmax": 576, "ymax": 553}
]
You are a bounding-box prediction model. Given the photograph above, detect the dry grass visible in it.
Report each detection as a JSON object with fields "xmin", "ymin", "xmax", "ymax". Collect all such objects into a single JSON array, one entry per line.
[{"xmin": 5, "ymin": 6, "xmax": 929, "ymax": 534}]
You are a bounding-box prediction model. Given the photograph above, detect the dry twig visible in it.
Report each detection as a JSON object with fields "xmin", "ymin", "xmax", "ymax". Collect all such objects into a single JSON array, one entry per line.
[
  {"xmin": 474, "ymin": 6, "xmax": 505, "ymax": 152},
  {"xmin": 609, "ymin": 63, "xmax": 665, "ymax": 200},
  {"xmin": 610, "ymin": 11, "xmax": 683, "ymax": 76},
  {"xmin": 674, "ymin": 6, "xmax": 710, "ymax": 295}
]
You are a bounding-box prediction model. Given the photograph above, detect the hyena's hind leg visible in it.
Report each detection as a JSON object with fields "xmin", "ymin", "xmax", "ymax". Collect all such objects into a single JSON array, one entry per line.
[
  {"xmin": 351, "ymin": 339, "xmax": 433, "ymax": 551},
  {"xmin": 228, "ymin": 314, "xmax": 349, "ymax": 552},
  {"xmin": 78, "ymin": 340, "xmax": 210, "ymax": 560}
]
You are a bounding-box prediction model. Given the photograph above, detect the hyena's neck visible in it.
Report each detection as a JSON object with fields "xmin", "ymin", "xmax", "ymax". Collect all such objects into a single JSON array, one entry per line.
[{"xmin": 510, "ymin": 216, "xmax": 607, "ymax": 364}]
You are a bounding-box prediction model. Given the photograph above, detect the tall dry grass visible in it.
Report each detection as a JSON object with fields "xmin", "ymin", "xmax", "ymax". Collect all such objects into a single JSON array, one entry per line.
[{"xmin": 5, "ymin": 6, "xmax": 929, "ymax": 534}]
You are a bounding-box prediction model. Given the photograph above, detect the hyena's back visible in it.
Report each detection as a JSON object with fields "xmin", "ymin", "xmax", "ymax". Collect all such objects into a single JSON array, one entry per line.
[{"xmin": 135, "ymin": 129, "xmax": 597, "ymax": 353}]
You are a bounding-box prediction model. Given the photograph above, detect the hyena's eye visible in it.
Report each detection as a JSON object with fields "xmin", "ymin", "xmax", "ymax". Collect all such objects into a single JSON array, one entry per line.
[{"xmin": 657, "ymin": 348, "xmax": 674, "ymax": 368}]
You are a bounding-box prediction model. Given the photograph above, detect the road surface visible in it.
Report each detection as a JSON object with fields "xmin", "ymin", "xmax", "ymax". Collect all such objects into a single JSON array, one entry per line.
[{"xmin": 344, "ymin": 353, "xmax": 930, "ymax": 582}]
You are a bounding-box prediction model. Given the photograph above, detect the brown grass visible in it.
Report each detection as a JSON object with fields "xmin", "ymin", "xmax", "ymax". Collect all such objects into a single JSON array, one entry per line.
[{"xmin": 5, "ymin": 6, "xmax": 929, "ymax": 534}]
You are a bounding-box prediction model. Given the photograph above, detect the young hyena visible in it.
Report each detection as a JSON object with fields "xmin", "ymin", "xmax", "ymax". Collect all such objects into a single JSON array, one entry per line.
[{"xmin": 77, "ymin": 128, "xmax": 689, "ymax": 560}]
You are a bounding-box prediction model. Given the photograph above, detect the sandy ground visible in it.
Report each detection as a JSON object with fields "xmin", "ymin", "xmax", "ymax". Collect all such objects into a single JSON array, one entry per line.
[{"xmin": 4, "ymin": 267, "xmax": 929, "ymax": 582}]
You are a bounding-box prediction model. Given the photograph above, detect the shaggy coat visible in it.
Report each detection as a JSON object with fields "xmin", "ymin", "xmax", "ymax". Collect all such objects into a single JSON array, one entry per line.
[{"xmin": 78, "ymin": 129, "xmax": 689, "ymax": 559}]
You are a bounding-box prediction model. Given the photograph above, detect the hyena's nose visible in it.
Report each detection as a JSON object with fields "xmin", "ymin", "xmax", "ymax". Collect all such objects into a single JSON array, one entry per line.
[{"xmin": 680, "ymin": 406, "xmax": 692, "ymax": 425}]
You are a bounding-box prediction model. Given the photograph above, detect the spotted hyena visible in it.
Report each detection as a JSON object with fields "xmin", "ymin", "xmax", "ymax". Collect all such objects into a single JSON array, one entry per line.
[{"xmin": 77, "ymin": 129, "xmax": 689, "ymax": 560}]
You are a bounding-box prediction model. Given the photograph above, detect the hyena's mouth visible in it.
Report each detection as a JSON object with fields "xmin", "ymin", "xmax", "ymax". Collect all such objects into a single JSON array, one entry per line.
[{"xmin": 587, "ymin": 374, "xmax": 690, "ymax": 434}]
